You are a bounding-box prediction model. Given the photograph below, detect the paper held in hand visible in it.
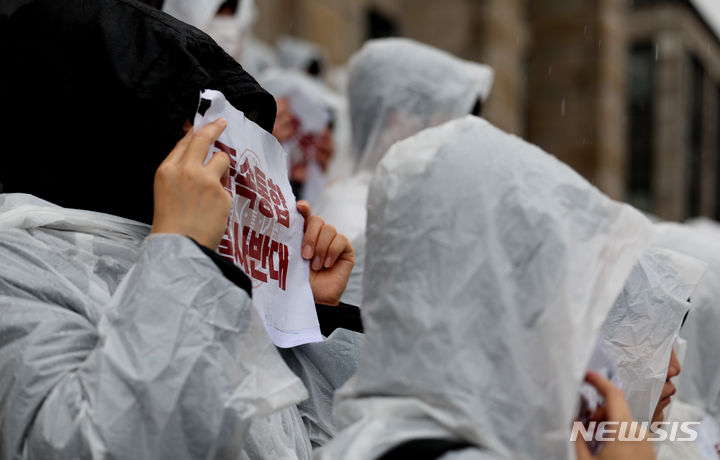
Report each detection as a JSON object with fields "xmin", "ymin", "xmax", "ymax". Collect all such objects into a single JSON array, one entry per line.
[{"xmin": 193, "ymin": 89, "xmax": 322, "ymax": 348}]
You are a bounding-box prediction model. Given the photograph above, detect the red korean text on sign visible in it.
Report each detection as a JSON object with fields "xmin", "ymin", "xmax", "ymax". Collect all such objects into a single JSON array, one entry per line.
[{"xmin": 214, "ymin": 140, "xmax": 291, "ymax": 290}]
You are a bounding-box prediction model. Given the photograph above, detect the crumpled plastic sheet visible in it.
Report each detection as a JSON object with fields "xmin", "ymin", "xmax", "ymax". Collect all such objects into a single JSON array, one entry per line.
[
  {"xmin": 316, "ymin": 116, "xmax": 654, "ymax": 460},
  {"xmin": 240, "ymin": 407, "xmax": 311, "ymax": 460},
  {"xmin": 314, "ymin": 38, "xmax": 493, "ymax": 281},
  {"xmin": 279, "ymin": 328, "xmax": 365, "ymax": 449},
  {"xmin": 347, "ymin": 38, "xmax": 493, "ymax": 173},
  {"xmin": 654, "ymin": 222, "xmax": 720, "ymax": 426},
  {"xmin": 339, "ymin": 235, "xmax": 365, "ymax": 307},
  {"xmin": 601, "ymin": 246, "xmax": 706, "ymax": 422},
  {"xmin": 0, "ymin": 193, "xmax": 309, "ymax": 459}
]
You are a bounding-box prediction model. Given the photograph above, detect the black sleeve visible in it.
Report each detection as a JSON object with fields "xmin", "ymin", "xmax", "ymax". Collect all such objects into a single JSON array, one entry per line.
[
  {"xmin": 315, "ymin": 303, "xmax": 364, "ymax": 336},
  {"xmin": 191, "ymin": 239, "xmax": 363, "ymax": 337},
  {"xmin": 377, "ymin": 439, "xmax": 475, "ymax": 460},
  {"xmin": 191, "ymin": 240, "xmax": 252, "ymax": 297}
]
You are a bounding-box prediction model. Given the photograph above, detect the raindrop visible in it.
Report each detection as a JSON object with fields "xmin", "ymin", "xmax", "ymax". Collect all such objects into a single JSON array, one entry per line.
[
  {"xmin": 561, "ymin": 98, "xmax": 566, "ymax": 116},
  {"xmin": 655, "ymin": 44, "xmax": 659, "ymax": 61},
  {"xmin": 548, "ymin": 65, "xmax": 553, "ymax": 76}
]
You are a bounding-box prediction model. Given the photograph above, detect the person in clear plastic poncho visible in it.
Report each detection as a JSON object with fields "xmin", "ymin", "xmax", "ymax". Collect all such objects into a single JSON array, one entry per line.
[
  {"xmin": 313, "ymin": 37, "xmax": 494, "ymax": 306},
  {"xmin": 600, "ymin": 247, "xmax": 706, "ymax": 424},
  {"xmin": 0, "ymin": 2, "xmax": 360, "ymax": 459},
  {"xmin": 316, "ymin": 116, "xmax": 657, "ymax": 460},
  {"xmin": 258, "ymin": 68, "xmax": 351, "ymax": 206},
  {"xmin": 276, "ymin": 35, "xmax": 330, "ymax": 80},
  {"xmin": 161, "ymin": 0, "xmax": 279, "ymax": 78},
  {"xmin": 653, "ymin": 223, "xmax": 720, "ymax": 460}
]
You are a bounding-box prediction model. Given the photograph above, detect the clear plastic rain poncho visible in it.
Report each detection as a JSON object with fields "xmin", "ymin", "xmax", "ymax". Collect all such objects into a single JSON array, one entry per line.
[
  {"xmin": 204, "ymin": 0, "xmax": 258, "ymax": 60},
  {"xmin": 600, "ymin": 247, "xmax": 706, "ymax": 422},
  {"xmin": 316, "ymin": 116, "xmax": 655, "ymax": 460},
  {"xmin": 314, "ymin": 38, "xmax": 494, "ymax": 242},
  {"xmin": 687, "ymin": 216, "xmax": 720, "ymax": 237},
  {"xmin": 657, "ymin": 399, "xmax": 715, "ymax": 460},
  {"xmin": 276, "ymin": 36, "xmax": 330, "ymax": 78},
  {"xmin": 655, "ymin": 223, "xmax": 720, "ymax": 425},
  {"xmin": 0, "ymin": 194, "xmax": 313, "ymax": 459},
  {"xmin": 163, "ymin": 0, "xmax": 267, "ymax": 69}
]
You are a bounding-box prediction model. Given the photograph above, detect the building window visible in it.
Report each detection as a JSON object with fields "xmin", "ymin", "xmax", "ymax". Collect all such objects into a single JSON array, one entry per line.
[
  {"xmin": 627, "ymin": 43, "xmax": 655, "ymax": 213},
  {"xmin": 687, "ymin": 56, "xmax": 703, "ymax": 218}
]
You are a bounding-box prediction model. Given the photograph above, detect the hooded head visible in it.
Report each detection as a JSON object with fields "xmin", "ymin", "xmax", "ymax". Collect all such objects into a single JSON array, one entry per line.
[
  {"xmin": 0, "ymin": 0, "xmax": 276, "ymax": 224},
  {"xmin": 655, "ymin": 222, "xmax": 720, "ymax": 426},
  {"xmin": 600, "ymin": 247, "xmax": 706, "ymax": 423},
  {"xmin": 258, "ymin": 68, "xmax": 344, "ymax": 117},
  {"xmin": 323, "ymin": 116, "xmax": 653, "ymax": 460},
  {"xmin": 276, "ymin": 35, "xmax": 329, "ymax": 79},
  {"xmin": 204, "ymin": 0, "xmax": 258, "ymax": 60},
  {"xmin": 347, "ymin": 38, "xmax": 493, "ymax": 173}
]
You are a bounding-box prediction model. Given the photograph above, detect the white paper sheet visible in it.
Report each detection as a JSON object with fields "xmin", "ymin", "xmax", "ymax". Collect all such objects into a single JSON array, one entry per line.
[{"xmin": 194, "ymin": 89, "xmax": 322, "ymax": 348}]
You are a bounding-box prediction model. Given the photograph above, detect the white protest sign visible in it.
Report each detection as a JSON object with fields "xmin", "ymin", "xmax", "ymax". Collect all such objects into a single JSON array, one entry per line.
[{"xmin": 194, "ymin": 89, "xmax": 322, "ymax": 348}]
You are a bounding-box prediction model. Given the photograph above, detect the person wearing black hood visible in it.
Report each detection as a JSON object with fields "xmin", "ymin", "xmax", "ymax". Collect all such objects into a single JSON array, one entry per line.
[{"xmin": 0, "ymin": 1, "xmax": 357, "ymax": 459}]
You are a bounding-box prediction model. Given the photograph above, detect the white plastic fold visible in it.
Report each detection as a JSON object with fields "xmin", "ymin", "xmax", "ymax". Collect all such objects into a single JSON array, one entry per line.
[
  {"xmin": 0, "ymin": 193, "xmax": 309, "ymax": 459},
  {"xmin": 601, "ymin": 247, "xmax": 706, "ymax": 422},
  {"xmin": 317, "ymin": 116, "xmax": 654, "ymax": 460},
  {"xmin": 655, "ymin": 222, "xmax": 720, "ymax": 426}
]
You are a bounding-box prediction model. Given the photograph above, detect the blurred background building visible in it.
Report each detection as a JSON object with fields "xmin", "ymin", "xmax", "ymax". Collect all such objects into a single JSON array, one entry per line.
[{"xmin": 250, "ymin": 0, "xmax": 720, "ymax": 222}]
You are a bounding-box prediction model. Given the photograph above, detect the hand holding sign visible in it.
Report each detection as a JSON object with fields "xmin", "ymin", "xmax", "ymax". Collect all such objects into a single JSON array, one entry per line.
[
  {"xmin": 297, "ymin": 200, "xmax": 355, "ymax": 306},
  {"xmin": 574, "ymin": 372, "xmax": 654, "ymax": 460},
  {"xmin": 194, "ymin": 90, "xmax": 324, "ymax": 347},
  {"xmin": 151, "ymin": 119, "xmax": 232, "ymax": 250}
]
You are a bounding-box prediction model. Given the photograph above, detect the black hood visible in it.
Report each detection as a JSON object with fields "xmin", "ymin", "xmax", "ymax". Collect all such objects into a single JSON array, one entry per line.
[{"xmin": 0, "ymin": 0, "xmax": 276, "ymax": 223}]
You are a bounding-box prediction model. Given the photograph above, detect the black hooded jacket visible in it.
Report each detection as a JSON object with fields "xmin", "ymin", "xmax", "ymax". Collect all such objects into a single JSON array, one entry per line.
[{"xmin": 0, "ymin": 0, "xmax": 276, "ymax": 224}]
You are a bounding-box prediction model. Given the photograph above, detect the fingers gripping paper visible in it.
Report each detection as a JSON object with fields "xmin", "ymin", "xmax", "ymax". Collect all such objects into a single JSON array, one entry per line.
[{"xmin": 194, "ymin": 89, "xmax": 322, "ymax": 348}]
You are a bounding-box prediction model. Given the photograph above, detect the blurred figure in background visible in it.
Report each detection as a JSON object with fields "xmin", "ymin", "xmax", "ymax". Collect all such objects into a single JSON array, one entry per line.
[
  {"xmin": 260, "ymin": 68, "xmax": 344, "ymax": 205},
  {"xmin": 654, "ymin": 223, "xmax": 720, "ymax": 460},
  {"xmin": 313, "ymin": 38, "xmax": 494, "ymax": 305},
  {"xmin": 204, "ymin": 0, "xmax": 254, "ymax": 60},
  {"xmin": 277, "ymin": 35, "xmax": 330, "ymax": 80},
  {"xmin": 162, "ymin": 0, "xmax": 279, "ymax": 78}
]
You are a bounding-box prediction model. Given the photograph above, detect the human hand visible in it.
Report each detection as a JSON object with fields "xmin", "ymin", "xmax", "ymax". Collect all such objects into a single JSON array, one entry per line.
[
  {"xmin": 272, "ymin": 98, "xmax": 297, "ymax": 142},
  {"xmin": 151, "ymin": 119, "xmax": 231, "ymax": 250},
  {"xmin": 574, "ymin": 372, "xmax": 654, "ymax": 460},
  {"xmin": 297, "ymin": 200, "xmax": 354, "ymax": 305}
]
